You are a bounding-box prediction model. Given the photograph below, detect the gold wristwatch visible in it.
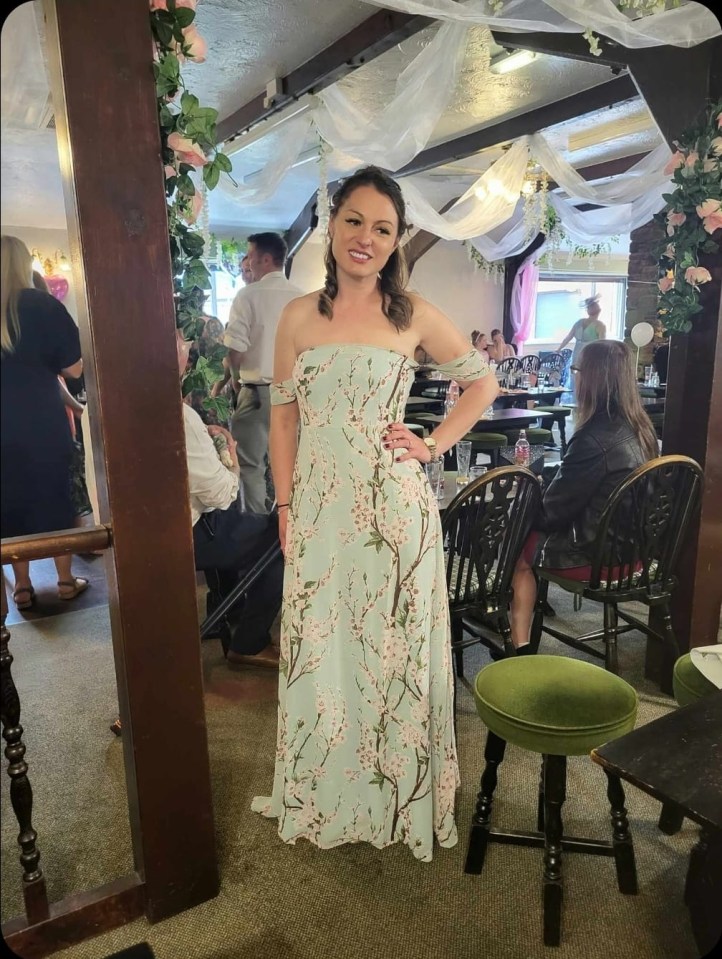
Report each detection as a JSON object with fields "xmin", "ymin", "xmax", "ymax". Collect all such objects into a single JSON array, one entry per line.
[{"xmin": 423, "ymin": 436, "xmax": 439, "ymax": 462}]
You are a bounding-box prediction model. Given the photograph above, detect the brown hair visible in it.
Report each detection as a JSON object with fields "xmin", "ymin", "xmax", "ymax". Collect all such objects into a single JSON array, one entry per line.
[
  {"xmin": 247, "ymin": 232, "xmax": 287, "ymax": 266},
  {"xmin": 575, "ymin": 340, "xmax": 658, "ymax": 460},
  {"xmin": 318, "ymin": 166, "xmax": 413, "ymax": 332}
]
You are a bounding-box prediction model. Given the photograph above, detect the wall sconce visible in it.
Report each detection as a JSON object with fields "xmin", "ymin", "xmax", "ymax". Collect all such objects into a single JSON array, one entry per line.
[{"xmin": 30, "ymin": 248, "xmax": 71, "ymax": 275}]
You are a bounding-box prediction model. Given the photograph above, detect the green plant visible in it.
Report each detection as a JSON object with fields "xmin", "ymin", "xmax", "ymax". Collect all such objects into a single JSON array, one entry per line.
[
  {"xmin": 149, "ymin": 0, "xmax": 231, "ymax": 420},
  {"xmin": 654, "ymin": 100, "xmax": 722, "ymax": 333}
]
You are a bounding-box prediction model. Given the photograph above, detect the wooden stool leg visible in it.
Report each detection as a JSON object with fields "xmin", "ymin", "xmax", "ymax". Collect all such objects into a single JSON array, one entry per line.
[
  {"xmin": 604, "ymin": 604, "xmax": 619, "ymax": 674},
  {"xmin": 605, "ymin": 772, "xmax": 638, "ymax": 894},
  {"xmin": 465, "ymin": 731, "xmax": 506, "ymax": 875},
  {"xmin": 537, "ymin": 755, "xmax": 546, "ymax": 832},
  {"xmin": 452, "ymin": 620, "xmax": 464, "ymax": 679},
  {"xmin": 558, "ymin": 415, "xmax": 567, "ymax": 456},
  {"xmin": 658, "ymin": 801, "xmax": 685, "ymax": 835},
  {"xmin": 543, "ymin": 754, "xmax": 566, "ymax": 947}
]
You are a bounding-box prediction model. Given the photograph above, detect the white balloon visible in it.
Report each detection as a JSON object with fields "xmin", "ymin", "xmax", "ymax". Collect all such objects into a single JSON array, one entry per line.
[{"xmin": 630, "ymin": 322, "xmax": 654, "ymax": 347}]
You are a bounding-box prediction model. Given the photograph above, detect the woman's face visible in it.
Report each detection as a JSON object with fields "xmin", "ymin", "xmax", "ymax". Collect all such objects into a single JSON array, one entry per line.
[
  {"xmin": 587, "ymin": 302, "xmax": 601, "ymax": 318},
  {"xmin": 329, "ymin": 185, "xmax": 399, "ymax": 278}
]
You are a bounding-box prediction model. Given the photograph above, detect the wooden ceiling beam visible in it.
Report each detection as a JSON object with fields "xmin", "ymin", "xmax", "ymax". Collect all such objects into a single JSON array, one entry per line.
[
  {"xmin": 217, "ymin": 10, "xmax": 432, "ymax": 144},
  {"xmin": 395, "ymin": 74, "xmax": 638, "ymax": 178},
  {"xmin": 490, "ymin": 30, "xmax": 628, "ymax": 68}
]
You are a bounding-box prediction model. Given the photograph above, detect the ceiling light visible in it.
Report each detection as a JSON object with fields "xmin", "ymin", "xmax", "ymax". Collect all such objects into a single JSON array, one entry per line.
[{"xmin": 489, "ymin": 49, "xmax": 537, "ymax": 75}]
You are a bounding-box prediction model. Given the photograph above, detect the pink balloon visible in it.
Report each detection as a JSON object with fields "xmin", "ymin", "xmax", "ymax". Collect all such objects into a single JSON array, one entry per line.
[{"xmin": 46, "ymin": 276, "xmax": 69, "ymax": 301}]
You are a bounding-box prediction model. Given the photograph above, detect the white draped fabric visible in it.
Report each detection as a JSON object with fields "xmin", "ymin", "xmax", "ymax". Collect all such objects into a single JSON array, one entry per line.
[
  {"xmin": 354, "ymin": 0, "xmax": 721, "ymax": 49},
  {"xmin": 314, "ymin": 22, "xmax": 469, "ymax": 171}
]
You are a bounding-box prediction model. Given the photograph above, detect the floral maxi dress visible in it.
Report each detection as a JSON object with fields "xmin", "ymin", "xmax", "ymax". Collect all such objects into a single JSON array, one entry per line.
[{"xmin": 252, "ymin": 345, "xmax": 489, "ymax": 861}]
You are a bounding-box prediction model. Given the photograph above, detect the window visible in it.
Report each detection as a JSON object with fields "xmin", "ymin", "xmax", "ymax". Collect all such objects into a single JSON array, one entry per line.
[
  {"xmin": 209, "ymin": 269, "xmax": 243, "ymax": 326},
  {"xmin": 532, "ymin": 275, "xmax": 627, "ymax": 345}
]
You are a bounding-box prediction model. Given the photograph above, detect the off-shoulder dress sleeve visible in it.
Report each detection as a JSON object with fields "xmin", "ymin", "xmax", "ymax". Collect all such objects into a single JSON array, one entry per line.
[
  {"xmin": 426, "ymin": 348, "xmax": 489, "ymax": 381},
  {"xmin": 271, "ymin": 378, "xmax": 297, "ymax": 405}
]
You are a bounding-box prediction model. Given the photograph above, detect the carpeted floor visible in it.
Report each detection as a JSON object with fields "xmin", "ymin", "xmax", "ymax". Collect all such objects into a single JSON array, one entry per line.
[{"xmin": 1, "ymin": 589, "xmax": 701, "ymax": 959}]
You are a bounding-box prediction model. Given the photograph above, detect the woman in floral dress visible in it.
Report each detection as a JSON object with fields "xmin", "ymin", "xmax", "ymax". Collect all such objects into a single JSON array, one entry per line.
[{"xmin": 252, "ymin": 167, "xmax": 499, "ymax": 861}]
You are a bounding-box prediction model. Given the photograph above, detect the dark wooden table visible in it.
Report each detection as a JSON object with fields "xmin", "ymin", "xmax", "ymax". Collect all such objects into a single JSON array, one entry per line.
[
  {"xmin": 405, "ymin": 396, "xmax": 444, "ymax": 412},
  {"xmin": 592, "ymin": 691, "xmax": 722, "ymax": 954},
  {"xmin": 494, "ymin": 387, "xmax": 566, "ymax": 409},
  {"xmin": 420, "ymin": 408, "xmax": 555, "ymax": 433}
]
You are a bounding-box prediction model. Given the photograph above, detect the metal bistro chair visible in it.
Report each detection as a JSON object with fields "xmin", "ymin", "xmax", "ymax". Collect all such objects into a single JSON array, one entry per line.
[
  {"xmin": 495, "ymin": 356, "xmax": 523, "ymax": 387},
  {"xmin": 558, "ymin": 347, "xmax": 573, "ymax": 386},
  {"xmin": 538, "ymin": 352, "xmax": 565, "ymax": 387},
  {"xmin": 530, "ymin": 455, "xmax": 704, "ymax": 684},
  {"xmin": 520, "ymin": 354, "xmax": 540, "ymax": 377},
  {"xmin": 443, "ymin": 467, "xmax": 543, "ymax": 688}
]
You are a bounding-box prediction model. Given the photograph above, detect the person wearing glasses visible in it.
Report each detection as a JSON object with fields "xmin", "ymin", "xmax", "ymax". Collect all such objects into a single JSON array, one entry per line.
[{"xmin": 508, "ymin": 339, "xmax": 658, "ymax": 653}]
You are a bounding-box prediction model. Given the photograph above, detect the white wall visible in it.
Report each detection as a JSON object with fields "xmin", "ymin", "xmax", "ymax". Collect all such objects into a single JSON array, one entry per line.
[
  {"xmin": 1, "ymin": 224, "xmax": 79, "ymax": 320},
  {"xmin": 288, "ymin": 233, "xmax": 327, "ymax": 293},
  {"xmin": 409, "ymin": 241, "xmax": 505, "ymax": 344}
]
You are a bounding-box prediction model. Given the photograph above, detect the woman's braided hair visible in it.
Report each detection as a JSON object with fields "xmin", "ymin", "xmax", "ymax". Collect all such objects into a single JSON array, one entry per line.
[{"xmin": 318, "ymin": 166, "xmax": 413, "ymax": 332}]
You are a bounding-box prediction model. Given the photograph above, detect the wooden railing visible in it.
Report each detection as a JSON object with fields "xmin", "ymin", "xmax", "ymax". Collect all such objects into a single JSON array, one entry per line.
[{"xmin": 0, "ymin": 525, "xmax": 145, "ymax": 958}]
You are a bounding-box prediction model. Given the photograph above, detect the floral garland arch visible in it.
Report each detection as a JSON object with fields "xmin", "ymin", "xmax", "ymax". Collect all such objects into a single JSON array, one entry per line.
[
  {"xmin": 149, "ymin": 0, "xmax": 231, "ymax": 420},
  {"xmin": 656, "ymin": 101, "xmax": 722, "ymax": 334}
]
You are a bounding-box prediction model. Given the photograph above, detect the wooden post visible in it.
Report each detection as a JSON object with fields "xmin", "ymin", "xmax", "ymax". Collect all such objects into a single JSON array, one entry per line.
[
  {"xmin": 42, "ymin": 0, "xmax": 218, "ymax": 921},
  {"xmin": 628, "ymin": 39, "xmax": 722, "ymax": 658}
]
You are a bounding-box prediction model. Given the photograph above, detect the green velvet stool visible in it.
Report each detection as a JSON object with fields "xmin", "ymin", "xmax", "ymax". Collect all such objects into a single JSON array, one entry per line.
[
  {"xmin": 658, "ymin": 652, "xmax": 718, "ymax": 835},
  {"xmin": 534, "ymin": 405, "xmax": 573, "ymax": 454},
  {"xmin": 463, "ymin": 432, "xmax": 508, "ymax": 468},
  {"xmin": 467, "ymin": 656, "xmax": 639, "ymax": 946}
]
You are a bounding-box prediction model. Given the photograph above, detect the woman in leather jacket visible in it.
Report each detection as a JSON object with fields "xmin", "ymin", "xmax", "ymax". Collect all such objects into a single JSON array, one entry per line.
[{"xmin": 510, "ymin": 339, "xmax": 659, "ymax": 651}]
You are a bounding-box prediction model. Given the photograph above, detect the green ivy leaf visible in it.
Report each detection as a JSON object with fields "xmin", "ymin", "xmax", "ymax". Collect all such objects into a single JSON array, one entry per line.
[
  {"xmin": 215, "ymin": 152, "xmax": 233, "ymax": 173},
  {"xmin": 174, "ymin": 6, "xmax": 196, "ymax": 28},
  {"xmin": 177, "ymin": 173, "xmax": 195, "ymax": 197},
  {"xmin": 203, "ymin": 163, "xmax": 221, "ymax": 191},
  {"xmin": 181, "ymin": 92, "xmax": 200, "ymax": 115}
]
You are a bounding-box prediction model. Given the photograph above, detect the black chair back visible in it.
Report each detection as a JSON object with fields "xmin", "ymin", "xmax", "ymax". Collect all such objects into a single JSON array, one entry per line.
[
  {"xmin": 442, "ymin": 467, "xmax": 542, "ymax": 616},
  {"xmin": 588, "ymin": 455, "xmax": 703, "ymax": 601},
  {"xmin": 558, "ymin": 348, "xmax": 572, "ymax": 386},
  {"xmin": 538, "ymin": 352, "xmax": 565, "ymax": 386},
  {"xmin": 520, "ymin": 354, "xmax": 540, "ymax": 374},
  {"xmin": 496, "ymin": 357, "xmax": 523, "ymax": 375}
]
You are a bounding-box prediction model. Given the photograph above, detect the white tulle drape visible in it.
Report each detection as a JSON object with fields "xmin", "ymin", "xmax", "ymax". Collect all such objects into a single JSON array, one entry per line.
[{"xmin": 354, "ymin": 0, "xmax": 721, "ymax": 49}]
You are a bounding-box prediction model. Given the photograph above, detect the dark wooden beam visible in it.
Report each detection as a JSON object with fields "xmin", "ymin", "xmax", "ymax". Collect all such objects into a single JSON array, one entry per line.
[
  {"xmin": 405, "ymin": 151, "xmax": 648, "ymax": 271},
  {"xmin": 43, "ymin": 0, "xmax": 219, "ymax": 932},
  {"xmin": 396, "ymin": 74, "xmax": 638, "ymax": 177},
  {"xmin": 490, "ymin": 30, "xmax": 628, "ymax": 68},
  {"xmin": 626, "ymin": 37, "xmax": 721, "ymax": 150},
  {"xmin": 629, "ymin": 37, "xmax": 722, "ymax": 666},
  {"xmin": 217, "ymin": 10, "xmax": 432, "ymax": 144}
]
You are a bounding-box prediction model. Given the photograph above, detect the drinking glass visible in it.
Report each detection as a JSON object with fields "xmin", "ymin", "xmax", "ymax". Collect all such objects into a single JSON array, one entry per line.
[
  {"xmin": 470, "ymin": 465, "xmax": 488, "ymax": 481},
  {"xmin": 425, "ymin": 460, "xmax": 444, "ymax": 500},
  {"xmin": 455, "ymin": 440, "xmax": 472, "ymax": 485}
]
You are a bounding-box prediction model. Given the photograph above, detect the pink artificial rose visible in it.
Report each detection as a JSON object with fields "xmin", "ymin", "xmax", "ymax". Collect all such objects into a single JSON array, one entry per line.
[
  {"xmin": 658, "ymin": 275, "xmax": 674, "ymax": 293},
  {"xmin": 181, "ymin": 25, "xmax": 207, "ymax": 62},
  {"xmin": 710, "ymin": 137, "xmax": 722, "ymax": 157},
  {"xmin": 667, "ymin": 211, "xmax": 686, "ymax": 226},
  {"xmin": 167, "ymin": 132, "xmax": 207, "ymax": 167},
  {"xmin": 663, "ymin": 243, "xmax": 675, "ymax": 259},
  {"xmin": 164, "ymin": 164, "xmax": 177, "ymax": 179},
  {"xmin": 684, "ymin": 151, "xmax": 699, "ymax": 168},
  {"xmin": 696, "ymin": 199, "xmax": 722, "ymax": 234},
  {"xmin": 684, "ymin": 266, "xmax": 712, "ymax": 288},
  {"xmin": 663, "ymin": 151, "xmax": 685, "ymax": 175},
  {"xmin": 149, "ymin": 0, "xmax": 167, "ymax": 10}
]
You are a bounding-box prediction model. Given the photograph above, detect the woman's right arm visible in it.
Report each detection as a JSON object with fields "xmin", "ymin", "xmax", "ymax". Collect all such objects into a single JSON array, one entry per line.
[
  {"xmin": 270, "ymin": 305, "xmax": 301, "ymax": 552},
  {"xmin": 558, "ymin": 325, "xmax": 575, "ymax": 351}
]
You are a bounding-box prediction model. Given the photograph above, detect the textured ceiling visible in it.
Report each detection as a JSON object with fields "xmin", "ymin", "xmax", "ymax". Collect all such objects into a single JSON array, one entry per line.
[{"xmin": 1, "ymin": 1, "xmax": 663, "ymax": 236}]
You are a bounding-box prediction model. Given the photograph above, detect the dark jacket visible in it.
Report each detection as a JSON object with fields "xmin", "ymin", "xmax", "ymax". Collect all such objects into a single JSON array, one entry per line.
[{"xmin": 535, "ymin": 412, "xmax": 648, "ymax": 569}]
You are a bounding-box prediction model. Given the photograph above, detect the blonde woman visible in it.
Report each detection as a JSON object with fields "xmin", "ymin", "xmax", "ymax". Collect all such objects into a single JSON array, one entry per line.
[{"xmin": 1, "ymin": 235, "xmax": 88, "ymax": 609}]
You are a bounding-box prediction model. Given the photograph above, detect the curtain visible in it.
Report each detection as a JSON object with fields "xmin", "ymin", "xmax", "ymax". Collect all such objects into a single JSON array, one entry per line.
[{"xmin": 510, "ymin": 257, "xmax": 540, "ymax": 351}]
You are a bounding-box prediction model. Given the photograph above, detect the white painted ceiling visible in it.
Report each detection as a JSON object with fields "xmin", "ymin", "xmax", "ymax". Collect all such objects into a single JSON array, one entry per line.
[{"xmin": 1, "ymin": 0, "xmax": 662, "ymax": 237}]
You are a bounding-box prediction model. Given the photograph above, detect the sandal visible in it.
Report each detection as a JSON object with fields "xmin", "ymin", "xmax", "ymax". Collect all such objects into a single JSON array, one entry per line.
[
  {"xmin": 13, "ymin": 586, "xmax": 36, "ymax": 610},
  {"xmin": 58, "ymin": 577, "xmax": 89, "ymax": 601},
  {"xmin": 109, "ymin": 718, "xmax": 122, "ymax": 736}
]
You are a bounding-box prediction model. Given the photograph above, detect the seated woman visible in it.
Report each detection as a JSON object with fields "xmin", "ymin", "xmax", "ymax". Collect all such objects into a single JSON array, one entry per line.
[
  {"xmin": 471, "ymin": 329, "xmax": 490, "ymax": 363},
  {"xmin": 509, "ymin": 339, "xmax": 659, "ymax": 652},
  {"xmin": 487, "ymin": 328, "xmax": 515, "ymax": 361}
]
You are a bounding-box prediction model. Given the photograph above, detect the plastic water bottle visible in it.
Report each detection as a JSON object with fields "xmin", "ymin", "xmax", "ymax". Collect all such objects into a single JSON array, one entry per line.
[
  {"xmin": 444, "ymin": 380, "xmax": 460, "ymax": 417},
  {"xmin": 514, "ymin": 429, "xmax": 531, "ymax": 468}
]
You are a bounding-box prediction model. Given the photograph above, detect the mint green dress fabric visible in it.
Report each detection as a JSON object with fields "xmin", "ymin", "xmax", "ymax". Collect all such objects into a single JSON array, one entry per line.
[{"xmin": 252, "ymin": 344, "xmax": 489, "ymax": 861}]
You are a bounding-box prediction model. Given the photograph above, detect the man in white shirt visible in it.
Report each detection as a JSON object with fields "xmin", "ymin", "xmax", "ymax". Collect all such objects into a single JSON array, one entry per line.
[
  {"xmin": 178, "ymin": 331, "xmax": 283, "ymax": 669},
  {"xmin": 224, "ymin": 232, "xmax": 303, "ymax": 513}
]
